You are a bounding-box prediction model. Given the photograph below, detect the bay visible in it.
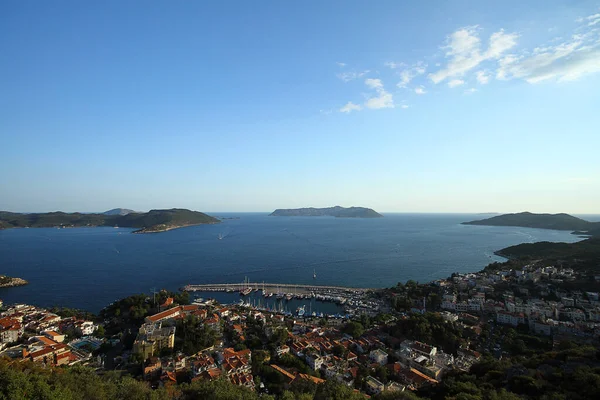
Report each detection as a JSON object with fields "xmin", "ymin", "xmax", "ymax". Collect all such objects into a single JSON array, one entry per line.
[{"xmin": 0, "ymin": 213, "xmax": 588, "ymax": 313}]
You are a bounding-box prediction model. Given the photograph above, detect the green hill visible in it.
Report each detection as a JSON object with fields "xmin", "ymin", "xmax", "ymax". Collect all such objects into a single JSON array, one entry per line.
[
  {"xmin": 462, "ymin": 211, "xmax": 597, "ymax": 232},
  {"xmin": 270, "ymin": 206, "xmax": 382, "ymax": 218},
  {"xmin": 0, "ymin": 208, "xmax": 219, "ymax": 233}
]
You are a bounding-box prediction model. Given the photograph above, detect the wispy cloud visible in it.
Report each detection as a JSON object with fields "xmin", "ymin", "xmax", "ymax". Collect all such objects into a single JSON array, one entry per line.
[
  {"xmin": 339, "ymin": 79, "xmax": 395, "ymax": 113},
  {"xmin": 397, "ymin": 62, "xmax": 427, "ymax": 87},
  {"xmin": 476, "ymin": 70, "xmax": 490, "ymax": 84},
  {"xmin": 448, "ymin": 79, "xmax": 465, "ymax": 88},
  {"xmin": 429, "ymin": 26, "xmax": 518, "ymax": 84},
  {"xmin": 337, "ymin": 62, "xmax": 347, "ymax": 67},
  {"xmin": 577, "ymin": 13, "xmax": 600, "ymax": 27},
  {"xmin": 337, "ymin": 70, "xmax": 370, "ymax": 82},
  {"xmin": 364, "ymin": 78, "xmax": 395, "ymax": 109},
  {"xmin": 400, "ymin": 104, "xmax": 409, "ymax": 109},
  {"xmin": 332, "ymin": 8, "xmax": 600, "ymax": 114},
  {"xmin": 339, "ymin": 102, "xmax": 362, "ymax": 113},
  {"xmin": 496, "ymin": 34, "xmax": 600, "ymax": 83}
]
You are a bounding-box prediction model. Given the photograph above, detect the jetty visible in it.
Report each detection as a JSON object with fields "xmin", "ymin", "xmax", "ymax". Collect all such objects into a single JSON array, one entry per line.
[{"xmin": 183, "ymin": 282, "xmax": 370, "ymax": 295}]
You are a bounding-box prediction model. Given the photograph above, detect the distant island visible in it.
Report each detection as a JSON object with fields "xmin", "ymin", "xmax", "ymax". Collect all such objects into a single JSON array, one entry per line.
[
  {"xmin": 462, "ymin": 211, "xmax": 599, "ymax": 233},
  {"xmin": 103, "ymin": 208, "xmax": 136, "ymax": 216},
  {"xmin": 270, "ymin": 206, "xmax": 382, "ymax": 218},
  {"xmin": 0, "ymin": 275, "xmax": 28, "ymax": 288},
  {"xmin": 0, "ymin": 208, "xmax": 219, "ymax": 234}
]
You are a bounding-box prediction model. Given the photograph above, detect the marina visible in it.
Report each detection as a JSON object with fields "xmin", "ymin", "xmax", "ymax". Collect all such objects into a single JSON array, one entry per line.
[{"xmin": 184, "ymin": 282, "xmax": 382, "ymax": 317}]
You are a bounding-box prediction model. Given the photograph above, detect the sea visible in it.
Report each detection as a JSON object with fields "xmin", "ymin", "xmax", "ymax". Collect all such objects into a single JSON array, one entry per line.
[{"xmin": 0, "ymin": 213, "xmax": 595, "ymax": 313}]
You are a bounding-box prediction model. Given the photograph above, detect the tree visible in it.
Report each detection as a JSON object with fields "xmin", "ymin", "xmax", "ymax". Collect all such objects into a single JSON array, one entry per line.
[{"xmin": 342, "ymin": 321, "xmax": 364, "ymax": 339}]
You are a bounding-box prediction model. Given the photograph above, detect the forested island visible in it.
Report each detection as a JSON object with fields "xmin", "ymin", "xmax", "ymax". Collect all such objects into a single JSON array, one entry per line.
[
  {"xmin": 0, "ymin": 208, "xmax": 219, "ymax": 234},
  {"xmin": 270, "ymin": 206, "xmax": 382, "ymax": 218},
  {"xmin": 462, "ymin": 211, "xmax": 599, "ymax": 233}
]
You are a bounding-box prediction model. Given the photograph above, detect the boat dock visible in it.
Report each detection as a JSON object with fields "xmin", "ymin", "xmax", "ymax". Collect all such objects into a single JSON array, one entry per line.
[{"xmin": 183, "ymin": 282, "xmax": 370, "ymax": 294}]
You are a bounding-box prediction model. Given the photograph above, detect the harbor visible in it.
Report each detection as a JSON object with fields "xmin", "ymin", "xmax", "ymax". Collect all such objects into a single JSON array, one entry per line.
[{"xmin": 183, "ymin": 281, "xmax": 383, "ymax": 318}]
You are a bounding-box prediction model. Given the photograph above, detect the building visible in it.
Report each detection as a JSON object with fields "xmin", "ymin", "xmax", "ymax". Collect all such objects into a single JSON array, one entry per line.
[
  {"xmin": 369, "ymin": 349, "xmax": 388, "ymax": 365},
  {"xmin": 365, "ymin": 376, "xmax": 385, "ymax": 396},
  {"xmin": 132, "ymin": 322, "xmax": 176, "ymax": 360},
  {"xmin": 305, "ymin": 352, "xmax": 324, "ymax": 370}
]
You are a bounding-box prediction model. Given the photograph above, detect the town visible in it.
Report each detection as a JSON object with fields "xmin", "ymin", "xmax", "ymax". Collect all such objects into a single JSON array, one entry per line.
[{"xmin": 1, "ymin": 258, "xmax": 600, "ymax": 399}]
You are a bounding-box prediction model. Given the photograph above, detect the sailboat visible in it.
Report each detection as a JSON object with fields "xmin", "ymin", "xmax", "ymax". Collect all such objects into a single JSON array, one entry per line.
[
  {"xmin": 218, "ymin": 233, "xmax": 223, "ymax": 240},
  {"xmin": 313, "ymin": 269, "xmax": 317, "ymax": 279}
]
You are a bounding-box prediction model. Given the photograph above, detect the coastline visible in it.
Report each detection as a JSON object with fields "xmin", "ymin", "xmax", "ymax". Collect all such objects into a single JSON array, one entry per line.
[
  {"xmin": 132, "ymin": 221, "xmax": 219, "ymax": 234},
  {"xmin": 0, "ymin": 275, "xmax": 28, "ymax": 288}
]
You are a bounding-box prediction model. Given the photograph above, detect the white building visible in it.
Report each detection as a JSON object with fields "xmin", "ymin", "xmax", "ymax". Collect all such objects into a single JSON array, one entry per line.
[{"xmin": 369, "ymin": 349, "xmax": 388, "ymax": 365}]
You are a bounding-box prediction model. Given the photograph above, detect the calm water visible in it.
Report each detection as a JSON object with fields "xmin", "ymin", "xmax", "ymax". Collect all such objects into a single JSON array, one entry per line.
[{"xmin": 0, "ymin": 213, "xmax": 589, "ymax": 313}]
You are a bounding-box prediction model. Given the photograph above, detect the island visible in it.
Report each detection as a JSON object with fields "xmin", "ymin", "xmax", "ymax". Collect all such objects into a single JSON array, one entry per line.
[
  {"xmin": 0, "ymin": 275, "xmax": 28, "ymax": 288},
  {"xmin": 269, "ymin": 206, "xmax": 382, "ymax": 218},
  {"xmin": 462, "ymin": 211, "xmax": 599, "ymax": 233},
  {"xmin": 0, "ymin": 208, "xmax": 219, "ymax": 234}
]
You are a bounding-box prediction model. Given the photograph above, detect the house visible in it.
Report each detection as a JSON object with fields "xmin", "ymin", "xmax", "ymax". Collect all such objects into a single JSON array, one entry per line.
[
  {"xmin": 75, "ymin": 321, "xmax": 96, "ymax": 336},
  {"xmin": 43, "ymin": 330, "xmax": 65, "ymax": 343},
  {"xmin": 369, "ymin": 349, "xmax": 388, "ymax": 365},
  {"xmin": 365, "ymin": 376, "xmax": 385, "ymax": 396},
  {"xmin": 305, "ymin": 352, "xmax": 324, "ymax": 370}
]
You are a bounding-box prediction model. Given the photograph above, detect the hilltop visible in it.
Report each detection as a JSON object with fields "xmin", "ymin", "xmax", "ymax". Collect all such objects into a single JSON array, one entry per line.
[
  {"xmin": 462, "ymin": 211, "xmax": 598, "ymax": 232},
  {"xmin": 270, "ymin": 206, "xmax": 382, "ymax": 218},
  {"xmin": 0, "ymin": 208, "xmax": 219, "ymax": 233},
  {"xmin": 103, "ymin": 208, "xmax": 136, "ymax": 216}
]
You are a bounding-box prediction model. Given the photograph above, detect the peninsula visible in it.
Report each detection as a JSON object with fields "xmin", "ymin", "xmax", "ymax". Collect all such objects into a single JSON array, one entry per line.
[
  {"xmin": 270, "ymin": 206, "xmax": 382, "ymax": 218},
  {"xmin": 0, "ymin": 275, "xmax": 28, "ymax": 288},
  {"xmin": 0, "ymin": 208, "xmax": 219, "ymax": 233},
  {"xmin": 462, "ymin": 211, "xmax": 599, "ymax": 233}
]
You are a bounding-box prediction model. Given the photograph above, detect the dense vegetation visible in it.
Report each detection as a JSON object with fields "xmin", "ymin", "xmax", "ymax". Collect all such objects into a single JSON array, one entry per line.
[
  {"xmin": 270, "ymin": 206, "xmax": 382, "ymax": 218},
  {"xmin": 495, "ymin": 237, "xmax": 600, "ymax": 273},
  {"xmin": 462, "ymin": 212, "xmax": 598, "ymax": 232},
  {"xmin": 0, "ymin": 208, "xmax": 219, "ymax": 232}
]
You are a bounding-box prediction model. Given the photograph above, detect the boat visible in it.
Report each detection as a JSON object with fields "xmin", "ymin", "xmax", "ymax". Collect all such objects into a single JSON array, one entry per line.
[
  {"xmin": 218, "ymin": 233, "xmax": 223, "ymax": 240},
  {"xmin": 313, "ymin": 269, "xmax": 317, "ymax": 279},
  {"xmin": 296, "ymin": 305, "xmax": 306, "ymax": 317},
  {"xmin": 240, "ymin": 287, "xmax": 252, "ymax": 296},
  {"xmin": 285, "ymin": 293, "xmax": 293, "ymax": 301}
]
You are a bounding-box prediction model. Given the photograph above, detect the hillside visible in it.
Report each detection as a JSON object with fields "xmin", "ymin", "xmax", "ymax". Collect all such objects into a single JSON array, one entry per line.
[
  {"xmin": 103, "ymin": 208, "xmax": 136, "ymax": 216},
  {"xmin": 270, "ymin": 206, "xmax": 382, "ymax": 218},
  {"xmin": 0, "ymin": 209, "xmax": 219, "ymax": 233},
  {"xmin": 495, "ymin": 237, "xmax": 600, "ymax": 273},
  {"xmin": 462, "ymin": 212, "xmax": 597, "ymax": 232}
]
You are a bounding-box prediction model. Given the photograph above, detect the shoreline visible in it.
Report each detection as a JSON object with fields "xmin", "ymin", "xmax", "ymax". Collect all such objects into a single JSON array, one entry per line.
[
  {"xmin": 132, "ymin": 222, "xmax": 219, "ymax": 234},
  {"xmin": 0, "ymin": 275, "xmax": 28, "ymax": 288}
]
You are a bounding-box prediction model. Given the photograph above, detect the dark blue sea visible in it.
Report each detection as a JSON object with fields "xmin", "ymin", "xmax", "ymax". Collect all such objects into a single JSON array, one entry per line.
[{"xmin": 0, "ymin": 213, "xmax": 592, "ymax": 313}]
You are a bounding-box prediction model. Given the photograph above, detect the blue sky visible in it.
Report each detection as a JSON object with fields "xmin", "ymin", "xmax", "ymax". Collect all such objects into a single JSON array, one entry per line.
[{"xmin": 1, "ymin": 1, "xmax": 599, "ymax": 213}]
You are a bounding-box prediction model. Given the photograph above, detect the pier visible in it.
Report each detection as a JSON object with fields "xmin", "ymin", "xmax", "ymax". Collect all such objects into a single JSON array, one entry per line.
[{"xmin": 183, "ymin": 282, "xmax": 371, "ymax": 295}]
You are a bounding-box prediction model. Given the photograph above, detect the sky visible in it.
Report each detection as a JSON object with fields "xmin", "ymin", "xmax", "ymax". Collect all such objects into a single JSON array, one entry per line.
[{"xmin": 1, "ymin": 1, "xmax": 599, "ymax": 214}]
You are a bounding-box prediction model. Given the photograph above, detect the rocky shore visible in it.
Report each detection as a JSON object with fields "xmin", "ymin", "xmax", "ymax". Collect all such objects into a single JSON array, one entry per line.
[{"xmin": 0, "ymin": 275, "xmax": 28, "ymax": 288}]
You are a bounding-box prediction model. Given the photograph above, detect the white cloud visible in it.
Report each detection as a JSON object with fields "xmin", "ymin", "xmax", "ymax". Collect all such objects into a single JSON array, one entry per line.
[
  {"xmin": 400, "ymin": 104, "xmax": 409, "ymax": 109},
  {"xmin": 414, "ymin": 86, "xmax": 426, "ymax": 95},
  {"xmin": 397, "ymin": 62, "xmax": 427, "ymax": 87},
  {"xmin": 364, "ymin": 78, "xmax": 394, "ymax": 109},
  {"xmin": 339, "ymin": 102, "xmax": 362, "ymax": 113},
  {"xmin": 320, "ymin": 109, "xmax": 333, "ymax": 115},
  {"xmin": 476, "ymin": 70, "xmax": 490, "ymax": 84},
  {"xmin": 464, "ymin": 88, "xmax": 478, "ymax": 94},
  {"xmin": 496, "ymin": 35, "xmax": 600, "ymax": 83},
  {"xmin": 581, "ymin": 13, "xmax": 600, "ymax": 27},
  {"xmin": 336, "ymin": 62, "xmax": 347, "ymax": 67},
  {"xmin": 429, "ymin": 27, "xmax": 518, "ymax": 84},
  {"xmin": 365, "ymin": 78, "xmax": 384, "ymax": 89},
  {"xmin": 384, "ymin": 61, "xmax": 405, "ymax": 69},
  {"xmin": 448, "ymin": 79, "xmax": 465, "ymax": 88},
  {"xmin": 337, "ymin": 70, "xmax": 370, "ymax": 82}
]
